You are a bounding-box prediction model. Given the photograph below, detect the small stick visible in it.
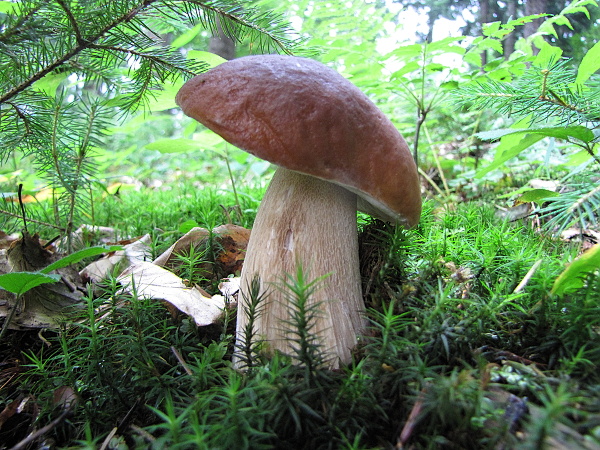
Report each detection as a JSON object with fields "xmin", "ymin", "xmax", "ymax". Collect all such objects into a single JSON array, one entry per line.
[
  {"xmin": 17, "ymin": 184, "xmax": 27, "ymax": 233},
  {"xmin": 171, "ymin": 346, "xmax": 193, "ymax": 376},
  {"xmin": 396, "ymin": 386, "xmax": 428, "ymax": 448},
  {"xmin": 513, "ymin": 259, "xmax": 542, "ymax": 294},
  {"xmin": 99, "ymin": 427, "xmax": 118, "ymax": 450},
  {"xmin": 10, "ymin": 405, "xmax": 73, "ymax": 450}
]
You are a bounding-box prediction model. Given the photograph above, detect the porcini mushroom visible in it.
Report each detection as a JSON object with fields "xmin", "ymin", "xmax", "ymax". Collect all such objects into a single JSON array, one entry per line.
[{"xmin": 176, "ymin": 55, "xmax": 421, "ymax": 368}]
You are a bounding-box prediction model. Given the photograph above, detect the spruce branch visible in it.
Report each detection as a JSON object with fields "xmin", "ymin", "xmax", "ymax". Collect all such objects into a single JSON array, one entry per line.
[
  {"xmin": 0, "ymin": 0, "xmax": 162, "ymax": 104},
  {"xmin": 55, "ymin": 0, "xmax": 83, "ymax": 44},
  {"xmin": 184, "ymin": 0, "xmax": 300, "ymax": 55},
  {"xmin": 87, "ymin": 44, "xmax": 196, "ymax": 79},
  {"xmin": 0, "ymin": 1, "xmax": 45, "ymax": 44},
  {"xmin": 0, "ymin": 0, "xmax": 304, "ymax": 105},
  {"xmin": 0, "ymin": 0, "xmax": 305, "ymax": 236},
  {"xmin": 540, "ymin": 181, "xmax": 600, "ymax": 232},
  {"xmin": 456, "ymin": 59, "xmax": 600, "ymax": 128}
]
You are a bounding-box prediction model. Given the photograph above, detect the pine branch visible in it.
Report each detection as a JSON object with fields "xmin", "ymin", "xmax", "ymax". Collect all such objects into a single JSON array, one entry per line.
[
  {"xmin": 456, "ymin": 59, "xmax": 600, "ymax": 128},
  {"xmin": 185, "ymin": 0, "xmax": 300, "ymax": 54},
  {"xmin": 0, "ymin": 0, "xmax": 161, "ymax": 104},
  {"xmin": 0, "ymin": 0, "xmax": 304, "ymax": 105},
  {"xmin": 540, "ymin": 180, "xmax": 600, "ymax": 232},
  {"xmin": 0, "ymin": 0, "xmax": 305, "ymax": 234}
]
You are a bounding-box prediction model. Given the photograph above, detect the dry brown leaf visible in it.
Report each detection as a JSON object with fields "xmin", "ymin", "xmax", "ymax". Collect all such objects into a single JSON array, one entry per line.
[
  {"xmin": 0, "ymin": 279, "xmax": 84, "ymax": 330},
  {"xmin": 0, "ymin": 231, "xmax": 18, "ymax": 251},
  {"xmin": 494, "ymin": 203, "xmax": 532, "ymax": 222},
  {"xmin": 52, "ymin": 386, "xmax": 78, "ymax": 410},
  {"xmin": 7, "ymin": 232, "xmax": 55, "ymax": 272},
  {"xmin": 0, "ymin": 231, "xmax": 85, "ymax": 330},
  {"xmin": 153, "ymin": 227, "xmax": 210, "ymax": 267},
  {"xmin": 0, "ymin": 395, "xmax": 22, "ymax": 429},
  {"xmin": 80, "ymin": 234, "xmax": 151, "ymax": 283},
  {"xmin": 153, "ymin": 224, "xmax": 250, "ymax": 280},
  {"xmin": 212, "ymin": 224, "xmax": 250, "ymax": 276},
  {"xmin": 117, "ymin": 261, "xmax": 224, "ymax": 326},
  {"xmin": 560, "ymin": 228, "xmax": 600, "ymax": 250}
]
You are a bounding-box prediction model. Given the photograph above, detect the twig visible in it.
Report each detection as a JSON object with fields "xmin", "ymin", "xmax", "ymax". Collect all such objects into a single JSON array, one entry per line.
[
  {"xmin": 17, "ymin": 184, "xmax": 27, "ymax": 232},
  {"xmin": 99, "ymin": 426, "xmax": 118, "ymax": 450},
  {"xmin": 10, "ymin": 405, "xmax": 73, "ymax": 450},
  {"xmin": 171, "ymin": 346, "xmax": 193, "ymax": 376},
  {"xmin": 418, "ymin": 167, "xmax": 446, "ymax": 197},
  {"xmin": 0, "ymin": 208, "xmax": 66, "ymax": 231},
  {"xmin": 0, "ymin": 296, "xmax": 22, "ymax": 343},
  {"xmin": 396, "ymin": 386, "xmax": 428, "ymax": 448},
  {"xmin": 513, "ymin": 259, "xmax": 542, "ymax": 294}
]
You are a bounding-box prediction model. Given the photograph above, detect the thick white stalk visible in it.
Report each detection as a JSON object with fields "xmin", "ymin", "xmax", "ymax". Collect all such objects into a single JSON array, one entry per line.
[{"xmin": 236, "ymin": 167, "xmax": 365, "ymax": 368}]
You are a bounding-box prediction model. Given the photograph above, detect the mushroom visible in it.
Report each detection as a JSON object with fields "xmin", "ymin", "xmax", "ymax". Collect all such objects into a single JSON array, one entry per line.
[{"xmin": 176, "ymin": 55, "xmax": 421, "ymax": 368}]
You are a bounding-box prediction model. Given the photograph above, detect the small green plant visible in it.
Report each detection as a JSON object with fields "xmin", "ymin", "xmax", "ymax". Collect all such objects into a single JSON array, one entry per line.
[
  {"xmin": 280, "ymin": 266, "xmax": 329, "ymax": 373},
  {"xmin": 387, "ymin": 37, "xmax": 466, "ymax": 165},
  {"xmin": 235, "ymin": 275, "xmax": 268, "ymax": 370},
  {"xmin": 521, "ymin": 382, "xmax": 583, "ymax": 448},
  {"xmin": 172, "ymin": 244, "xmax": 210, "ymax": 286},
  {"xmin": 0, "ymin": 0, "xmax": 303, "ymax": 234},
  {"xmin": 0, "ymin": 244, "xmax": 120, "ymax": 340},
  {"xmin": 552, "ymin": 243, "xmax": 600, "ymax": 296},
  {"xmin": 457, "ymin": 42, "xmax": 600, "ymax": 235}
]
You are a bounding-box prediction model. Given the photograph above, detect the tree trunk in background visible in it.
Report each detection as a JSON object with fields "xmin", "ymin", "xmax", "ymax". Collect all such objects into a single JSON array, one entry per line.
[
  {"xmin": 479, "ymin": 0, "xmax": 490, "ymax": 67},
  {"xmin": 209, "ymin": 17, "xmax": 235, "ymax": 60},
  {"xmin": 523, "ymin": 0, "xmax": 548, "ymax": 54},
  {"xmin": 503, "ymin": 0, "xmax": 518, "ymax": 58},
  {"xmin": 425, "ymin": 10, "xmax": 436, "ymax": 43}
]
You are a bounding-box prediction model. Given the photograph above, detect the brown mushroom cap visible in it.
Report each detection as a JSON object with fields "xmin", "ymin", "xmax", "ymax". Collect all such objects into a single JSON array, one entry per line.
[{"xmin": 176, "ymin": 55, "xmax": 421, "ymax": 226}]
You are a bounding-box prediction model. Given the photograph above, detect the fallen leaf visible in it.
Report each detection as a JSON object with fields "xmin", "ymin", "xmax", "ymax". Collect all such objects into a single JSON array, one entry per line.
[
  {"xmin": 80, "ymin": 234, "xmax": 151, "ymax": 283},
  {"xmin": 0, "ymin": 396, "xmax": 22, "ymax": 429},
  {"xmin": 494, "ymin": 203, "xmax": 532, "ymax": 221},
  {"xmin": 53, "ymin": 386, "xmax": 78, "ymax": 410},
  {"xmin": 0, "ymin": 232, "xmax": 88, "ymax": 330},
  {"xmin": 153, "ymin": 224, "xmax": 250, "ymax": 280},
  {"xmin": 213, "ymin": 224, "xmax": 250, "ymax": 276},
  {"xmin": 7, "ymin": 232, "xmax": 55, "ymax": 272},
  {"xmin": 0, "ymin": 231, "xmax": 18, "ymax": 250},
  {"xmin": 560, "ymin": 228, "xmax": 600, "ymax": 250},
  {"xmin": 0, "ymin": 279, "xmax": 84, "ymax": 330},
  {"xmin": 153, "ymin": 227, "xmax": 209, "ymax": 267},
  {"xmin": 117, "ymin": 261, "xmax": 224, "ymax": 326},
  {"xmin": 218, "ymin": 276, "xmax": 240, "ymax": 303}
]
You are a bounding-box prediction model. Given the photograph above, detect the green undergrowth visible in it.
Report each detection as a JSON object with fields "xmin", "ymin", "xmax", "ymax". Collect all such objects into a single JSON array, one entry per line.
[
  {"xmin": 0, "ymin": 182, "xmax": 264, "ymax": 259},
  {"xmin": 1, "ymin": 190, "xmax": 599, "ymax": 449}
]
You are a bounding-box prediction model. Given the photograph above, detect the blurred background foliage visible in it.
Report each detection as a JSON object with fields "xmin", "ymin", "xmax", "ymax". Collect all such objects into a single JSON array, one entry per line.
[{"xmin": 0, "ymin": 0, "xmax": 599, "ymax": 237}]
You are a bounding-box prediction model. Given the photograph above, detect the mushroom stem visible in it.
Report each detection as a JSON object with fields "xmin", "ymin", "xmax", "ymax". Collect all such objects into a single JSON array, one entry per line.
[{"xmin": 237, "ymin": 167, "xmax": 365, "ymax": 368}]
